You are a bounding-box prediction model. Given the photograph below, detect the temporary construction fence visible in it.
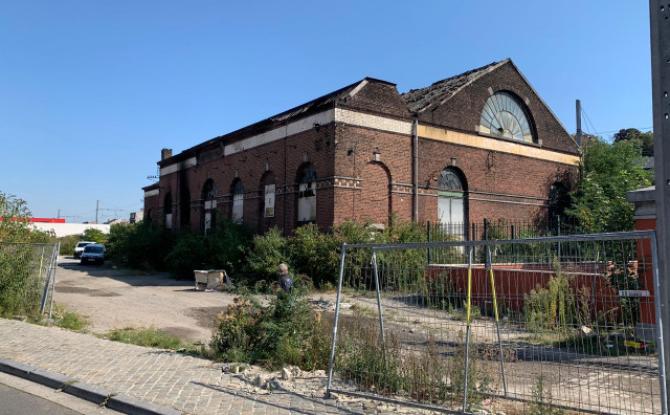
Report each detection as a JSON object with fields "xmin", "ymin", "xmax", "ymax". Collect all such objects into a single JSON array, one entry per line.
[
  {"xmin": 326, "ymin": 231, "xmax": 666, "ymax": 415},
  {"xmin": 0, "ymin": 242, "xmax": 59, "ymax": 318}
]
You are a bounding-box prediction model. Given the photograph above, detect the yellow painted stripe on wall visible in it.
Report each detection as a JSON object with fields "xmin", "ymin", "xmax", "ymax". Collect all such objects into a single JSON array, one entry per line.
[{"xmin": 418, "ymin": 125, "xmax": 580, "ymax": 166}]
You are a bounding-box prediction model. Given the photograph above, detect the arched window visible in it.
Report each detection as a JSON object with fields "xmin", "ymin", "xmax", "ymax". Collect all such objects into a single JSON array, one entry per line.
[
  {"xmin": 297, "ymin": 164, "xmax": 317, "ymax": 224},
  {"xmin": 163, "ymin": 193, "xmax": 173, "ymax": 229},
  {"xmin": 437, "ymin": 168, "xmax": 467, "ymax": 240},
  {"xmin": 231, "ymin": 179, "xmax": 244, "ymax": 224},
  {"xmin": 479, "ymin": 91, "xmax": 535, "ymax": 143},
  {"xmin": 201, "ymin": 179, "xmax": 216, "ymax": 233}
]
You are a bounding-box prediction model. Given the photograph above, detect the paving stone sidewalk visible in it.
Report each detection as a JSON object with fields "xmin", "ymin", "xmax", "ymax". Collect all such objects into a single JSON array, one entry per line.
[{"xmin": 0, "ymin": 319, "xmax": 369, "ymax": 415}]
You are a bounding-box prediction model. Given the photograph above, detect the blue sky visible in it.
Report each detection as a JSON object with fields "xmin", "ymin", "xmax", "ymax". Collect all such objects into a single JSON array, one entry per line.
[{"xmin": 0, "ymin": 1, "xmax": 652, "ymax": 222}]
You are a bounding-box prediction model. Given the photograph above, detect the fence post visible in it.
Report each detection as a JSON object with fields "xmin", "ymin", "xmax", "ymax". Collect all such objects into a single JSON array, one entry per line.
[
  {"xmin": 371, "ymin": 251, "xmax": 387, "ymax": 357},
  {"xmin": 462, "ymin": 245, "xmax": 474, "ymax": 412},
  {"xmin": 426, "ymin": 221, "xmax": 432, "ymax": 263},
  {"xmin": 326, "ymin": 243, "xmax": 348, "ymax": 396},
  {"xmin": 38, "ymin": 245, "xmax": 50, "ymax": 314},
  {"xmin": 487, "ymin": 245, "xmax": 508, "ymax": 396},
  {"xmin": 651, "ymin": 232, "xmax": 669, "ymax": 415}
]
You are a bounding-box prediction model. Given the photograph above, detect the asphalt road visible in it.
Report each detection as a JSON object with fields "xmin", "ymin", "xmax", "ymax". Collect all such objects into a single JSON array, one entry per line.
[{"xmin": 0, "ymin": 383, "xmax": 82, "ymax": 415}]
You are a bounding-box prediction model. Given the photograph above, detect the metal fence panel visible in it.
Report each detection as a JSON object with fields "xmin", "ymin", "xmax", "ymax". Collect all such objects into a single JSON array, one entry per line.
[
  {"xmin": 0, "ymin": 242, "xmax": 59, "ymax": 317},
  {"xmin": 327, "ymin": 232, "xmax": 666, "ymax": 415}
]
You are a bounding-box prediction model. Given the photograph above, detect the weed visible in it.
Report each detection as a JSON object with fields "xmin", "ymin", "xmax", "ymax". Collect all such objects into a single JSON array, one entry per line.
[
  {"xmin": 528, "ymin": 375, "xmax": 564, "ymax": 415},
  {"xmin": 51, "ymin": 305, "xmax": 88, "ymax": 331},
  {"xmin": 106, "ymin": 327, "xmax": 183, "ymax": 350}
]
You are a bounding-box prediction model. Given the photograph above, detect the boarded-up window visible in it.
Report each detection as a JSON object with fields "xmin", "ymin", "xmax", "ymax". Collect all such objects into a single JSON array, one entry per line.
[
  {"xmin": 231, "ymin": 180, "xmax": 244, "ymax": 224},
  {"xmin": 264, "ymin": 184, "xmax": 275, "ymax": 218},
  {"xmin": 297, "ymin": 165, "xmax": 317, "ymax": 224}
]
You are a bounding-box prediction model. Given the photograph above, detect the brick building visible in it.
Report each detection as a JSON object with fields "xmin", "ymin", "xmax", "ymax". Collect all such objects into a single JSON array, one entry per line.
[{"xmin": 143, "ymin": 59, "xmax": 580, "ymax": 237}]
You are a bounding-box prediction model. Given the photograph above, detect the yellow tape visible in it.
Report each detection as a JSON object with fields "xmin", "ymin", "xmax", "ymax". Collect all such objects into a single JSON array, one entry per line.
[{"xmin": 489, "ymin": 267, "xmax": 500, "ymax": 322}]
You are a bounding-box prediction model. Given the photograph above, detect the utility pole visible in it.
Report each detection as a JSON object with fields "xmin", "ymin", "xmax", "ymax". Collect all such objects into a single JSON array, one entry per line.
[
  {"xmin": 575, "ymin": 99, "xmax": 582, "ymax": 147},
  {"xmin": 95, "ymin": 200, "xmax": 100, "ymax": 224},
  {"xmin": 649, "ymin": 0, "xmax": 670, "ymax": 410},
  {"xmin": 56, "ymin": 209, "xmax": 60, "ymax": 219}
]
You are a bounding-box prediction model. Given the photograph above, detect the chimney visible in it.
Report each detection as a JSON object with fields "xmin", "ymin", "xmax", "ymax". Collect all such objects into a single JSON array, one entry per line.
[{"xmin": 161, "ymin": 148, "xmax": 173, "ymax": 160}]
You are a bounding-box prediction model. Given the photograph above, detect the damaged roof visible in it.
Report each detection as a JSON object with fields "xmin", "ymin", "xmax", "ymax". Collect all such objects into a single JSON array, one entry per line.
[
  {"xmin": 159, "ymin": 77, "xmax": 394, "ymax": 166},
  {"xmin": 402, "ymin": 59, "xmax": 509, "ymax": 113}
]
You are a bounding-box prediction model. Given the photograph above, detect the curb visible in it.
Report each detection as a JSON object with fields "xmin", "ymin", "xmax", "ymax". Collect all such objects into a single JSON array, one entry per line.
[{"xmin": 0, "ymin": 359, "xmax": 182, "ymax": 415}]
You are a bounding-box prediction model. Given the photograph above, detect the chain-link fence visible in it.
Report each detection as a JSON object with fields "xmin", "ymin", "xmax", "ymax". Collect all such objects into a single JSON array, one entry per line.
[
  {"xmin": 0, "ymin": 242, "xmax": 59, "ymax": 318},
  {"xmin": 326, "ymin": 231, "xmax": 666, "ymax": 415}
]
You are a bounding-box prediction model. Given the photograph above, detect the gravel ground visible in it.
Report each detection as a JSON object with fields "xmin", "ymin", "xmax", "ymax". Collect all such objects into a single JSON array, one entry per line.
[{"xmin": 54, "ymin": 257, "xmax": 235, "ymax": 343}]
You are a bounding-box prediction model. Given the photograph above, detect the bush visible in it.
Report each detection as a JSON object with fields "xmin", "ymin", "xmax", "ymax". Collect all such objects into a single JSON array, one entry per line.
[
  {"xmin": 0, "ymin": 244, "xmax": 43, "ymax": 318},
  {"xmin": 246, "ymin": 228, "xmax": 288, "ymax": 282},
  {"xmin": 165, "ymin": 232, "xmax": 208, "ymax": 278},
  {"xmin": 82, "ymin": 228, "xmax": 107, "ymax": 244},
  {"xmin": 289, "ymin": 225, "xmax": 340, "ymax": 287},
  {"xmin": 205, "ymin": 220, "xmax": 252, "ymax": 275},
  {"xmin": 107, "ymin": 222, "xmax": 174, "ymax": 270},
  {"xmin": 524, "ymin": 266, "xmax": 576, "ymax": 333},
  {"xmin": 211, "ymin": 292, "xmax": 331, "ymax": 370},
  {"xmin": 58, "ymin": 235, "xmax": 81, "ymax": 256}
]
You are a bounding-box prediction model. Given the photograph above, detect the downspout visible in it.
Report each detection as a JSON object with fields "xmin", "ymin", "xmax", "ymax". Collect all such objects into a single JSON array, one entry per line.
[{"xmin": 412, "ymin": 115, "xmax": 419, "ymax": 222}]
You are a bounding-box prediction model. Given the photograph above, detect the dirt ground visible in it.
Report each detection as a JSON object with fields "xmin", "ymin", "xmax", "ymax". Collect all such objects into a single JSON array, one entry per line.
[{"xmin": 54, "ymin": 257, "xmax": 236, "ymax": 343}]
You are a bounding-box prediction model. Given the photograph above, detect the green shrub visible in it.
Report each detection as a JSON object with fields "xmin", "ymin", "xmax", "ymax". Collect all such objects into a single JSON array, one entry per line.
[
  {"xmin": 205, "ymin": 220, "xmax": 252, "ymax": 275},
  {"xmin": 246, "ymin": 227, "xmax": 288, "ymax": 282},
  {"xmin": 107, "ymin": 222, "xmax": 174, "ymax": 271},
  {"xmin": 524, "ymin": 265, "xmax": 576, "ymax": 333},
  {"xmin": 166, "ymin": 232, "xmax": 208, "ymax": 278},
  {"xmin": 58, "ymin": 235, "xmax": 81, "ymax": 256},
  {"xmin": 289, "ymin": 225, "xmax": 340, "ymax": 287},
  {"xmin": 82, "ymin": 228, "xmax": 107, "ymax": 244},
  {"xmin": 107, "ymin": 327, "xmax": 183, "ymax": 349},
  {"xmin": 211, "ymin": 292, "xmax": 331, "ymax": 370},
  {"xmin": 0, "ymin": 244, "xmax": 43, "ymax": 318}
]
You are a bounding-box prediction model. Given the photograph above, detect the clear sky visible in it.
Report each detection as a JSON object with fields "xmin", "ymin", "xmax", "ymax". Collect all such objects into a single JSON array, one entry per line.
[{"xmin": 0, "ymin": 1, "xmax": 652, "ymax": 222}]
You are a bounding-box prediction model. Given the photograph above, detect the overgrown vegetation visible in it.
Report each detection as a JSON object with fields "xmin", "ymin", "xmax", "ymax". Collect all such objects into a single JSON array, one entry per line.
[
  {"xmin": 528, "ymin": 375, "xmax": 565, "ymax": 415},
  {"xmin": 51, "ymin": 305, "xmax": 88, "ymax": 331},
  {"xmin": 567, "ymin": 137, "xmax": 652, "ymax": 233},
  {"xmin": 212, "ymin": 290, "xmax": 493, "ymax": 408},
  {"xmin": 106, "ymin": 327, "xmax": 183, "ymax": 349},
  {"xmin": 106, "ymin": 217, "xmax": 431, "ymax": 288},
  {"xmin": 211, "ymin": 291, "xmax": 330, "ymax": 370},
  {"xmin": 0, "ymin": 192, "xmax": 56, "ymax": 318}
]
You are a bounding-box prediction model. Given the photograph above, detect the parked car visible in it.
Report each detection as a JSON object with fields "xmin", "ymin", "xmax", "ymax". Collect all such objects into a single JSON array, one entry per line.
[
  {"xmin": 73, "ymin": 241, "xmax": 95, "ymax": 258},
  {"xmin": 80, "ymin": 244, "xmax": 105, "ymax": 265}
]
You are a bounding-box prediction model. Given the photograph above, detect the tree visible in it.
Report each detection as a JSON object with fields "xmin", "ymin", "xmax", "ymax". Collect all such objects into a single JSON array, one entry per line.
[
  {"xmin": 82, "ymin": 228, "xmax": 107, "ymax": 244},
  {"xmin": 0, "ymin": 192, "xmax": 52, "ymax": 243},
  {"xmin": 566, "ymin": 138, "xmax": 652, "ymax": 232},
  {"xmin": 613, "ymin": 128, "xmax": 654, "ymax": 157}
]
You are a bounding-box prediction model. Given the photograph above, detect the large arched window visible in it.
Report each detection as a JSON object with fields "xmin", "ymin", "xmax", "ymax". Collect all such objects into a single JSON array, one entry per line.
[
  {"xmin": 231, "ymin": 179, "xmax": 244, "ymax": 224},
  {"xmin": 437, "ymin": 168, "xmax": 467, "ymax": 240},
  {"xmin": 201, "ymin": 179, "xmax": 216, "ymax": 233},
  {"xmin": 479, "ymin": 91, "xmax": 535, "ymax": 143},
  {"xmin": 163, "ymin": 192, "xmax": 173, "ymax": 229},
  {"xmin": 297, "ymin": 164, "xmax": 317, "ymax": 224}
]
